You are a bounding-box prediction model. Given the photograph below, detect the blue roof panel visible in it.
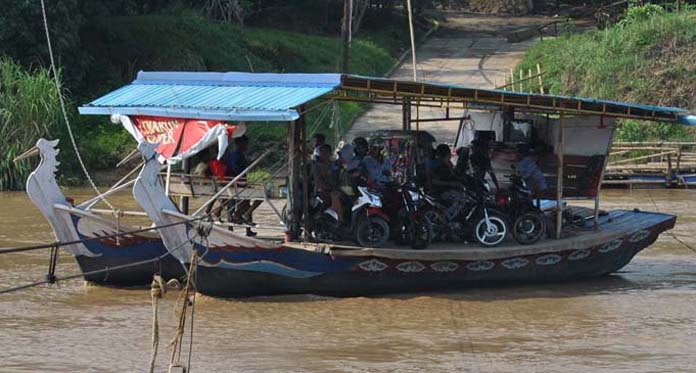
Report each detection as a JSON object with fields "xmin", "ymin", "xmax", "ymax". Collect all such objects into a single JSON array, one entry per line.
[{"xmin": 79, "ymin": 71, "xmax": 342, "ymax": 121}]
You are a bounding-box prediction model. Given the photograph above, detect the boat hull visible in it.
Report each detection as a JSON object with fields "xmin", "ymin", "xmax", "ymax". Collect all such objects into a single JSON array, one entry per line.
[
  {"xmin": 194, "ymin": 210, "xmax": 676, "ymax": 298},
  {"xmin": 76, "ymin": 255, "xmax": 185, "ymax": 287},
  {"xmin": 68, "ymin": 212, "xmax": 186, "ymax": 287}
]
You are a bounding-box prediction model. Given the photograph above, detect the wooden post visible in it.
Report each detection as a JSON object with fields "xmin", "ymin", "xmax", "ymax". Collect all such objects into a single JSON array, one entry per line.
[
  {"xmin": 299, "ymin": 110, "xmax": 310, "ymax": 241},
  {"xmin": 165, "ymin": 164, "xmax": 172, "ymax": 197},
  {"xmin": 519, "ymin": 69, "xmax": 524, "ymax": 92},
  {"xmin": 594, "ymin": 124, "xmax": 615, "ymax": 229},
  {"xmin": 179, "ymin": 158, "xmax": 190, "ymax": 214},
  {"xmin": 342, "ymin": 0, "xmax": 351, "ymax": 74},
  {"xmin": 556, "ymin": 112, "xmax": 565, "ymax": 239},
  {"xmin": 510, "ymin": 69, "xmax": 515, "ymax": 92},
  {"xmin": 287, "ymin": 120, "xmax": 302, "ymax": 240},
  {"xmin": 667, "ymin": 153, "xmax": 673, "ymax": 186},
  {"xmin": 537, "ymin": 64, "xmax": 544, "ymax": 94},
  {"xmin": 402, "ymin": 98, "xmax": 411, "ymax": 131}
]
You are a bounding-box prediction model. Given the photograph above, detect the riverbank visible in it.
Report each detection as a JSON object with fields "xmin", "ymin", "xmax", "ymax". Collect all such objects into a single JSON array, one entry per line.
[{"xmin": 518, "ymin": 8, "xmax": 696, "ymax": 142}]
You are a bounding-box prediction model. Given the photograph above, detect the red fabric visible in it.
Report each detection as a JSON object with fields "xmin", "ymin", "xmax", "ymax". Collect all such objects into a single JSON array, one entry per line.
[
  {"xmin": 132, "ymin": 116, "xmax": 236, "ymax": 160},
  {"xmin": 208, "ymin": 159, "xmax": 228, "ymax": 181}
]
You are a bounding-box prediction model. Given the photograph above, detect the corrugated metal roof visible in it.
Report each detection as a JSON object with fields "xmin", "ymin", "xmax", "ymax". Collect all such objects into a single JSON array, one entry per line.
[
  {"xmin": 79, "ymin": 71, "xmax": 696, "ymax": 125},
  {"xmin": 79, "ymin": 71, "xmax": 342, "ymax": 121},
  {"xmin": 339, "ymin": 75, "xmax": 695, "ymax": 124}
]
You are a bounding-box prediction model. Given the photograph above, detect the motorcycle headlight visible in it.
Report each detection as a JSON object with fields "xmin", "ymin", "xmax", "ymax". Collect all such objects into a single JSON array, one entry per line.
[{"xmin": 408, "ymin": 190, "xmax": 421, "ymax": 202}]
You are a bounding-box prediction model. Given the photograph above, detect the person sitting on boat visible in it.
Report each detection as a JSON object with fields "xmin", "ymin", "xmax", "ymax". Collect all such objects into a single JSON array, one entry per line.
[
  {"xmin": 226, "ymin": 135, "xmax": 262, "ymax": 236},
  {"xmin": 313, "ymin": 144, "xmax": 345, "ymax": 221},
  {"xmin": 336, "ymin": 143, "xmax": 363, "ymax": 198},
  {"xmin": 431, "ymin": 144, "xmax": 461, "ymax": 195},
  {"xmin": 352, "ymin": 137, "xmax": 369, "ymax": 162},
  {"xmin": 516, "ymin": 144, "xmax": 548, "ymax": 206},
  {"xmin": 470, "ymin": 139, "xmax": 500, "ymax": 190},
  {"xmin": 361, "ymin": 137, "xmax": 392, "ymax": 187},
  {"xmin": 311, "ymin": 133, "xmax": 326, "ymax": 162},
  {"xmin": 454, "ymin": 146, "xmax": 471, "ymax": 178}
]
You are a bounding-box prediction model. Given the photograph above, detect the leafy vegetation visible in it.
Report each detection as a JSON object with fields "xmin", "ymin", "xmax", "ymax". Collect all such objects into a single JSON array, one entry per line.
[
  {"xmin": 0, "ymin": 59, "xmax": 63, "ymax": 190},
  {"xmin": 0, "ymin": 2, "xmax": 429, "ymax": 188},
  {"xmin": 518, "ymin": 7, "xmax": 696, "ymax": 142}
]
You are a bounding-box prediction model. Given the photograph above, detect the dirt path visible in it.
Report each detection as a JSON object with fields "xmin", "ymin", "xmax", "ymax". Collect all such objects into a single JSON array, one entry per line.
[{"xmin": 346, "ymin": 12, "xmax": 553, "ymax": 143}]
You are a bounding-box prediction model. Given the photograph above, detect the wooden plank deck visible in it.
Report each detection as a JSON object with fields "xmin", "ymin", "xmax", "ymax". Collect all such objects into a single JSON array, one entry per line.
[{"xmin": 285, "ymin": 209, "xmax": 674, "ymax": 261}]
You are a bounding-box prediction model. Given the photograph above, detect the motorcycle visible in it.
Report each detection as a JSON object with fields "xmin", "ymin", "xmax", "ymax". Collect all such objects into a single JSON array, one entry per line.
[
  {"xmin": 382, "ymin": 182, "xmax": 433, "ymax": 250},
  {"xmin": 421, "ymin": 178, "xmax": 508, "ymax": 246},
  {"xmin": 496, "ymin": 171, "xmax": 547, "ymax": 245},
  {"xmin": 310, "ymin": 186, "xmax": 391, "ymax": 248}
]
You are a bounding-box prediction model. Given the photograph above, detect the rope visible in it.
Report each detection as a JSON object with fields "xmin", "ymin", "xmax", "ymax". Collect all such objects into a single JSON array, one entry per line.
[
  {"xmin": 148, "ymin": 274, "xmax": 166, "ymax": 373},
  {"xmin": 644, "ymin": 190, "xmax": 696, "ymax": 254},
  {"xmin": 0, "ymin": 216, "xmax": 206, "ymax": 255},
  {"xmin": 39, "ymin": 0, "xmax": 115, "ymax": 211}
]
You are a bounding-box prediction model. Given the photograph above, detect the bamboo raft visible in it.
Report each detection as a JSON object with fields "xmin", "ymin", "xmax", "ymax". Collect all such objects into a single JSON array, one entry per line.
[{"xmin": 603, "ymin": 142, "xmax": 696, "ymax": 188}]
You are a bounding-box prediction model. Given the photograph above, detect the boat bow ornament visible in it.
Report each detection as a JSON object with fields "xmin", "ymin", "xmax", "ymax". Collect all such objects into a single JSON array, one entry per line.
[{"xmin": 25, "ymin": 139, "xmax": 95, "ymax": 257}]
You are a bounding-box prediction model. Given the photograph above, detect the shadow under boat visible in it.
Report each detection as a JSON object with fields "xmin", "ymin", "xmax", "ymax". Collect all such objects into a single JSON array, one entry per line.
[{"xmin": 22, "ymin": 139, "xmax": 185, "ymax": 287}]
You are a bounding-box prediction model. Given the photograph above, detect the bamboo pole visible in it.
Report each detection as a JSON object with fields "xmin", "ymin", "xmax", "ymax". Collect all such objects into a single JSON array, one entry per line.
[
  {"xmin": 510, "ymin": 69, "xmax": 515, "ymax": 92},
  {"xmin": 537, "ymin": 63, "xmax": 544, "ymax": 94},
  {"xmin": 519, "ymin": 69, "xmax": 524, "ymax": 91},
  {"xmin": 556, "ymin": 112, "xmax": 565, "ymax": 239},
  {"xmin": 406, "ymin": 0, "xmax": 417, "ymax": 81}
]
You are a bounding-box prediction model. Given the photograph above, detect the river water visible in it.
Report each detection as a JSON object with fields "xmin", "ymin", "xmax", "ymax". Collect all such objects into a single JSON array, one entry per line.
[{"xmin": 0, "ymin": 188, "xmax": 694, "ymax": 372}]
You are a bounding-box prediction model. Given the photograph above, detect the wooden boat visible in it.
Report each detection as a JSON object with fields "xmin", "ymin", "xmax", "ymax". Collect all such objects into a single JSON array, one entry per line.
[
  {"xmin": 22, "ymin": 139, "xmax": 184, "ymax": 286},
  {"xmin": 77, "ymin": 72, "xmax": 692, "ymax": 297},
  {"xmin": 130, "ymin": 140, "xmax": 676, "ymax": 297}
]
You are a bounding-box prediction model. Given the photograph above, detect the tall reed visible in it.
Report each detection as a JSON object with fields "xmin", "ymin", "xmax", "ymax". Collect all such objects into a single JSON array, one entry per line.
[{"xmin": 0, "ymin": 57, "xmax": 63, "ymax": 190}]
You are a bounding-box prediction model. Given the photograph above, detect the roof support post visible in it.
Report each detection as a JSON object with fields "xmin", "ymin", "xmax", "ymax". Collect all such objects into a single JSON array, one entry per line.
[
  {"xmin": 299, "ymin": 109, "xmax": 311, "ymax": 241},
  {"xmin": 403, "ymin": 98, "xmax": 412, "ymax": 131},
  {"xmin": 594, "ymin": 123, "xmax": 616, "ymax": 229},
  {"xmin": 287, "ymin": 120, "xmax": 302, "ymax": 240},
  {"xmin": 555, "ymin": 111, "xmax": 565, "ymax": 239},
  {"xmin": 178, "ymin": 158, "xmax": 191, "ymax": 214}
]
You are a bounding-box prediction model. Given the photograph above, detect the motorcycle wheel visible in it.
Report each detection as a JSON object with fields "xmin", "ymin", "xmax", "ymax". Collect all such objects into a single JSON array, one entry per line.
[
  {"xmin": 407, "ymin": 216, "xmax": 433, "ymax": 250},
  {"xmin": 355, "ymin": 216, "xmax": 390, "ymax": 248},
  {"xmin": 473, "ymin": 212, "xmax": 508, "ymax": 246},
  {"xmin": 512, "ymin": 211, "xmax": 546, "ymax": 245}
]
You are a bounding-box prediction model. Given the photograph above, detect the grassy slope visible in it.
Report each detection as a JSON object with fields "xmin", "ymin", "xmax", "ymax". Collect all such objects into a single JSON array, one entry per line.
[
  {"xmin": 518, "ymin": 11, "xmax": 696, "ymax": 141},
  {"xmin": 72, "ymin": 13, "xmax": 421, "ymax": 176}
]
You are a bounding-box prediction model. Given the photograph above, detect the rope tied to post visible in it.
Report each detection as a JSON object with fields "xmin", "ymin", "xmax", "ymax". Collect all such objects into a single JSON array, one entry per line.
[
  {"xmin": 46, "ymin": 243, "xmax": 59, "ymax": 284},
  {"xmin": 148, "ymin": 274, "xmax": 166, "ymax": 373}
]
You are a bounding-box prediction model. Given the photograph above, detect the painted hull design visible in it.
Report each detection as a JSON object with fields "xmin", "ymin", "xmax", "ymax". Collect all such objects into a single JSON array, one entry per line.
[
  {"xmin": 193, "ymin": 210, "xmax": 676, "ymax": 298},
  {"xmin": 68, "ymin": 213, "xmax": 185, "ymax": 286}
]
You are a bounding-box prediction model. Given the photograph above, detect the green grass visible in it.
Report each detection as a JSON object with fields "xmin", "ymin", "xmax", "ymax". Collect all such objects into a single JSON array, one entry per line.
[{"xmin": 518, "ymin": 10, "xmax": 696, "ymax": 142}]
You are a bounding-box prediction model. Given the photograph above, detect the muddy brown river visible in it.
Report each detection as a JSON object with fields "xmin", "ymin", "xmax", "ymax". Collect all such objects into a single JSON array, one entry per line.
[{"xmin": 0, "ymin": 188, "xmax": 694, "ymax": 372}]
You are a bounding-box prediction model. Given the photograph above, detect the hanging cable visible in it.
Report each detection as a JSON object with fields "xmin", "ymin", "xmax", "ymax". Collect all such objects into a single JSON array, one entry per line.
[{"xmin": 39, "ymin": 0, "xmax": 115, "ymax": 211}]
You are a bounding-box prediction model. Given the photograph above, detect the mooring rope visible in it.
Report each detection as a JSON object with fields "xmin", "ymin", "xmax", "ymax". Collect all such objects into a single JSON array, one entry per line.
[
  {"xmin": 148, "ymin": 274, "xmax": 166, "ymax": 373},
  {"xmin": 0, "ymin": 216, "xmax": 206, "ymax": 256},
  {"xmin": 644, "ymin": 189, "xmax": 696, "ymax": 254},
  {"xmin": 39, "ymin": 0, "xmax": 116, "ymax": 211}
]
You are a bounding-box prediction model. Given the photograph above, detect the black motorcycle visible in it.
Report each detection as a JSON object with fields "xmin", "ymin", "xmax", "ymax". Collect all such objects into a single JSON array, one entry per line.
[
  {"xmin": 382, "ymin": 182, "xmax": 433, "ymax": 250},
  {"xmin": 420, "ymin": 178, "xmax": 508, "ymax": 246},
  {"xmin": 497, "ymin": 171, "xmax": 547, "ymax": 245}
]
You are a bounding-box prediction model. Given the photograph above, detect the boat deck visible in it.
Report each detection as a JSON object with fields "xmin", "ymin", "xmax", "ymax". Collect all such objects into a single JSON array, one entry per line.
[{"xmin": 285, "ymin": 209, "xmax": 676, "ymax": 261}]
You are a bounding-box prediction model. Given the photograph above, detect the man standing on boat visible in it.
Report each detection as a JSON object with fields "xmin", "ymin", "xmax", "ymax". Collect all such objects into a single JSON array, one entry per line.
[{"xmin": 226, "ymin": 134, "xmax": 262, "ymax": 236}]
